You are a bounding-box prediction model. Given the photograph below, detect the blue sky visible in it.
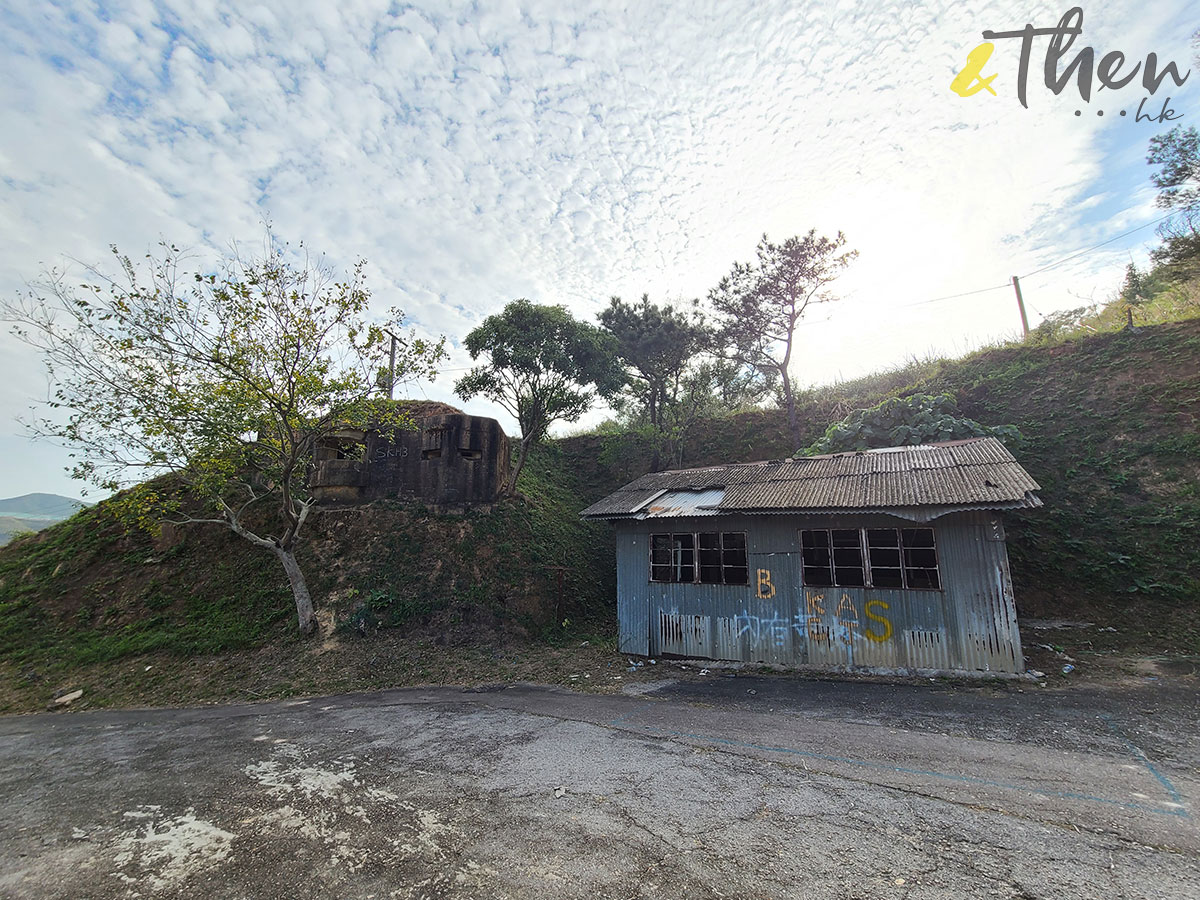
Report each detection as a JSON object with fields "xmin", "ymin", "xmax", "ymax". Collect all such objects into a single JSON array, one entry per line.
[{"xmin": 0, "ymin": 0, "xmax": 1197, "ymax": 500}]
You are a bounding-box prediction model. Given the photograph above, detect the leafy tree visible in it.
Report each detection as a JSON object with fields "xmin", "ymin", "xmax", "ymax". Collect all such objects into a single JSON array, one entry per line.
[
  {"xmin": 1146, "ymin": 39, "xmax": 1200, "ymax": 281},
  {"xmin": 1148, "ymin": 125, "xmax": 1199, "ymax": 214},
  {"xmin": 801, "ymin": 393, "xmax": 1021, "ymax": 456},
  {"xmin": 708, "ymin": 231, "xmax": 857, "ymax": 446},
  {"xmin": 599, "ymin": 294, "xmax": 776, "ymax": 469},
  {"xmin": 1118, "ymin": 262, "xmax": 1150, "ymax": 307},
  {"xmin": 454, "ymin": 299, "xmax": 623, "ymax": 493},
  {"xmin": 598, "ymin": 294, "xmax": 710, "ymax": 432},
  {"xmin": 3, "ymin": 241, "xmax": 445, "ymax": 633}
]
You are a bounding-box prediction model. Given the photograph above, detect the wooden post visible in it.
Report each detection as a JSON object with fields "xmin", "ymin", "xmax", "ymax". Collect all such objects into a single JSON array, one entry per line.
[{"xmin": 1012, "ymin": 276, "xmax": 1030, "ymax": 338}]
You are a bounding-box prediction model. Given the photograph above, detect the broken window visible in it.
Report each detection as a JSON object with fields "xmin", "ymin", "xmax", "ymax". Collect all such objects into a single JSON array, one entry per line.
[
  {"xmin": 801, "ymin": 527, "xmax": 940, "ymax": 590},
  {"xmin": 721, "ymin": 532, "xmax": 748, "ymax": 585},
  {"xmin": 650, "ymin": 532, "xmax": 748, "ymax": 584},
  {"xmin": 673, "ymin": 533, "xmax": 695, "ymax": 583},
  {"xmin": 866, "ymin": 529, "xmax": 904, "ymax": 588},
  {"xmin": 698, "ymin": 532, "xmax": 722, "ymax": 583},
  {"xmin": 832, "ymin": 528, "xmax": 865, "ymax": 586},
  {"xmin": 800, "ymin": 529, "xmax": 834, "ymax": 587},
  {"xmin": 901, "ymin": 528, "xmax": 941, "ymax": 589},
  {"xmin": 650, "ymin": 534, "xmax": 673, "ymax": 583},
  {"xmin": 458, "ymin": 448, "xmax": 483, "ymax": 460}
]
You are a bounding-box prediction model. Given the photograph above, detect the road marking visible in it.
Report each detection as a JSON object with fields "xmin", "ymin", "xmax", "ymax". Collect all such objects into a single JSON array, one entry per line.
[{"xmin": 1099, "ymin": 713, "xmax": 1190, "ymax": 817}]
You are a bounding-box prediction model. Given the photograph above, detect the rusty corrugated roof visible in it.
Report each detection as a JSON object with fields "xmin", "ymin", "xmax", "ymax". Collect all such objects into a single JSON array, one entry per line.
[{"xmin": 579, "ymin": 437, "xmax": 1041, "ymax": 519}]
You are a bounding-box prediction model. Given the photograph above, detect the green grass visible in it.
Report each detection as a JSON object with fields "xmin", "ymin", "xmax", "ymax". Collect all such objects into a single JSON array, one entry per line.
[{"xmin": 0, "ymin": 502, "xmax": 294, "ymax": 675}]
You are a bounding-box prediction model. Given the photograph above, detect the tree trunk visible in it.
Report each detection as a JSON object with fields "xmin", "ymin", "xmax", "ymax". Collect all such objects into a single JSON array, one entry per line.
[
  {"xmin": 275, "ymin": 546, "xmax": 316, "ymax": 634},
  {"xmin": 509, "ymin": 435, "xmax": 533, "ymax": 496},
  {"xmin": 781, "ymin": 368, "xmax": 800, "ymax": 448}
]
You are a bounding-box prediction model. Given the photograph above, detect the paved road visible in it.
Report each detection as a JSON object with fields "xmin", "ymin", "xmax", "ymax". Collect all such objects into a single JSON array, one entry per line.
[{"xmin": 0, "ymin": 676, "xmax": 1197, "ymax": 899}]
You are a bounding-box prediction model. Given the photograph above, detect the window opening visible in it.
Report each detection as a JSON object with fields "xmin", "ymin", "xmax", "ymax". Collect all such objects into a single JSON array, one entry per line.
[
  {"xmin": 832, "ymin": 528, "xmax": 865, "ymax": 586},
  {"xmin": 866, "ymin": 529, "xmax": 904, "ymax": 588},
  {"xmin": 422, "ymin": 426, "xmax": 445, "ymax": 460},
  {"xmin": 902, "ymin": 528, "xmax": 941, "ymax": 589},
  {"xmin": 650, "ymin": 532, "xmax": 748, "ymax": 584},
  {"xmin": 698, "ymin": 532, "xmax": 722, "ymax": 583},
  {"xmin": 800, "ymin": 529, "xmax": 833, "ymax": 587},
  {"xmin": 673, "ymin": 533, "xmax": 695, "ymax": 583},
  {"xmin": 801, "ymin": 527, "xmax": 940, "ymax": 590},
  {"xmin": 650, "ymin": 534, "xmax": 673, "ymax": 583},
  {"xmin": 722, "ymin": 532, "xmax": 749, "ymax": 585},
  {"xmin": 333, "ymin": 439, "xmax": 366, "ymax": 461}
]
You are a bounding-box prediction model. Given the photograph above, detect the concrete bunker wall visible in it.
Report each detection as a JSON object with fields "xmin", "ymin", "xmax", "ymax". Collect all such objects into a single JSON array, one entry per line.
[{"xmin": 312, "ymin": 413, "xmax": 510, "ymax": 506}]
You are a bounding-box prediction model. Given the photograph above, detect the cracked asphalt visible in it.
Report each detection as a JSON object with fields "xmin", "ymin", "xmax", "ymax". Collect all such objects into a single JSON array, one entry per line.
[{"xmin": 0, "ymin": 675, "xmax": 1197, "ymax": 899}]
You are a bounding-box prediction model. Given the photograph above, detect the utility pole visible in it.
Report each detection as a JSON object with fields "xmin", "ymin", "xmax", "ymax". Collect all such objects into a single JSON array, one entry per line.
[
  {"xmin": 385, "ymin": 330, "xmax": 397, "ymax": 399},
  {"xmin": 1011, "ymin": 275, "xmax": 1030, "ymax": 338}
]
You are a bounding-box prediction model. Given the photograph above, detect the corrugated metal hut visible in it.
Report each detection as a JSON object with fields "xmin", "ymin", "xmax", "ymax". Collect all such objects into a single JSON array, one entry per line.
[{"xmin": 580, "ymin": 437, "xmax": 1041, "ymax": 675}]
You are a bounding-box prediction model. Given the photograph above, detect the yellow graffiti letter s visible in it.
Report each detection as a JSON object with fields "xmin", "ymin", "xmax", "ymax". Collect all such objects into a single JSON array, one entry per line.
[
  {"xmin": 950, "ymin": 42, "xmax": 998, "ymax": 97},
  {"xmin": 864, "ymin": 599, "xmax": 894, "ymax": 643}
]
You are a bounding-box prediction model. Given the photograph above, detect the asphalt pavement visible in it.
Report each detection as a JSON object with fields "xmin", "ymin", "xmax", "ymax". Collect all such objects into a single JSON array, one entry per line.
[{"xmin": 0, "ymin": 674, "xmax": 1196, "ymax": 899}]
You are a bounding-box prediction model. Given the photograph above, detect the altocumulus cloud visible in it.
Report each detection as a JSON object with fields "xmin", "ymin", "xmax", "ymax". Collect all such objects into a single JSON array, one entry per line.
[{"xmin": 0, "ymin": 0, "xmax": 1194, "ymax": 496}]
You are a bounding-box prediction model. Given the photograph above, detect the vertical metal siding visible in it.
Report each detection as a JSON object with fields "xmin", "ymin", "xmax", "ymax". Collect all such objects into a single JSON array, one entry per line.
[
  {"xmin": 615, "ymin": 529, "xmax": 650, "ymax": 654},
  {"xmin": 614, "ymin": 510, "xmax": 1025, "ymax": 675}
]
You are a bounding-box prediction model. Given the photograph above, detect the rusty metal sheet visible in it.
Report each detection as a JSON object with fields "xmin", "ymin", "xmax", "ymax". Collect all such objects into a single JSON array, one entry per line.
[{"xmin": 642, "ymin": 488, "xmax": 725, "ymax": 518}]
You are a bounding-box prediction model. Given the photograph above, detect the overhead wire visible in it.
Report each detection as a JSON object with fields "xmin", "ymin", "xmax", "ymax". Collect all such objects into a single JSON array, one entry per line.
[
  {"xmin": 1019, "ymin": 210, "xmax": 1177, "ymax": 279},
  {"xmin": 894, "ymin": 210, "xmax": 1178, "ymax": 309}
]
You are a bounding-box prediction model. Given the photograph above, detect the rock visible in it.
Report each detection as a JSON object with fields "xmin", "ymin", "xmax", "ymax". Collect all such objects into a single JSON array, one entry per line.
[
  {"xmin": 554, "ymin": 786, "xmax": 566, "ymax": 799},
  {"xmin": 52, "ymin": 689, "xmax": 83, "ymax": 707}
]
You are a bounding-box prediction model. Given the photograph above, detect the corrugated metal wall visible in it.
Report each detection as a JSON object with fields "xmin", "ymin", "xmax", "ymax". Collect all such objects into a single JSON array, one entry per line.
[{"xmin": 614, "ymin": 511, "xmax": 1024, "ymax": 674}]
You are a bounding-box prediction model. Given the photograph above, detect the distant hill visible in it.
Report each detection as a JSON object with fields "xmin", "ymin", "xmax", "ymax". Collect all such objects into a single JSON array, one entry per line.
[
  {"xmin": 0, "ymin": 493, "xmax": 88, "ymax": 520},
  {"xmin": 0, "ymin": 494, "xmax": 88, "ymax": 546},
  {"xmin": 0, "ymin": 515, "xmax": 59, "ymax": 546}
]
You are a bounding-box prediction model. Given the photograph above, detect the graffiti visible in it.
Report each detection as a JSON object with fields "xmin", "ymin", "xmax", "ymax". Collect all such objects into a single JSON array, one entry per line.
[
  {"xmin": 730, "ymin": 593, "xmax": 895, "ymax": 648},
  {"xmin": 834, "ymin": 593, "xmax": 860, "ymax": 645},
  {"xmin": 864, "ymin": 599, "xmax": 893, "ymax": 642},
  {"xmin": 756, "ymin": 568, "xmax": 776, "ymax": 599},
  {"xmin": 373, "ymin": 445, "xmax": 410, "ymax": 460},
  {"xmin": 733, "ymin": 610, "xmax": 790, "ymax": 644}
]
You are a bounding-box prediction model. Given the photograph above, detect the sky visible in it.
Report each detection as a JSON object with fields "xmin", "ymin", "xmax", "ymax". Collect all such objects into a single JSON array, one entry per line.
[{"xmin": 0, "ymin": 0, "xmax": 1197, "ymax": 500}]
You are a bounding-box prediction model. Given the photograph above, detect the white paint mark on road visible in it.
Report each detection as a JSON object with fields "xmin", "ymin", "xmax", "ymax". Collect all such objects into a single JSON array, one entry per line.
[
  {"xmin": 112, "ymin": 806, "xmax": 234, "ymax": 892},
  {"xmin": 245, "ymin": 748, "xmax": 359, "ymax": 801}
]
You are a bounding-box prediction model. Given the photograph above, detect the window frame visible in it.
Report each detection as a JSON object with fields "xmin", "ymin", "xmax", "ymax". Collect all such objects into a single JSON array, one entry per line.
[
  {"xmin": 648, "ymin": 530, "xmax": 749, "ymax": 586},
  {"xmin": 799, "ymin": 526, "xmax": 942, "ymax": 591}
]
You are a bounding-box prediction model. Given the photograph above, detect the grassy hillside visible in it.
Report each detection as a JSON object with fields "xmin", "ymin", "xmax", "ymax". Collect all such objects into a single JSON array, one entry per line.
[
  {"xmin": 0, "ymin": 445, "xmax": 614, "ymax": 711},
  {"xmin": 0, "ymin": 317, "xmax": 1197, "ymax": 711}
]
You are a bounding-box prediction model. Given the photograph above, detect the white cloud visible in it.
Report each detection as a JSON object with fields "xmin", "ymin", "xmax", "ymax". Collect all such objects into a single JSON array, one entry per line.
[{"xmin": 0, "ymin": 0, "xmax": 1196, "ymax": 496}]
